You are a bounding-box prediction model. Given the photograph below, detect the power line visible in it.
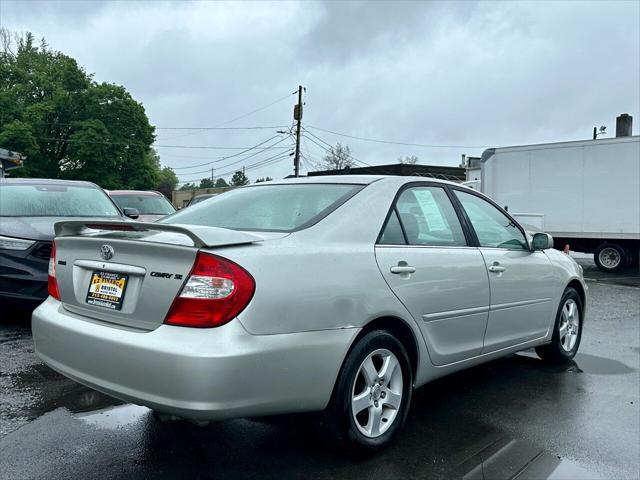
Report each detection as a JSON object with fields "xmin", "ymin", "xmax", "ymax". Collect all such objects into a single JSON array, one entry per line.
[
  {"xmin": 302, "ymin": 127, "xmax": 335, "ymax": 149},
  {"xmin": 305, "ymin": 124, "xmax": 493, "ymax": 149},
  {"xmin": 156, "ymin": 125, "xmax": 288, "ymax": 131},
  {"xmin": 176, "ymin": 150, "xmax": 291, "ymax": 183},
  {"xmin": 169, "ymin": 135, "xmax": 290, "ymax": 170},
  {"xmin": 302, "ymin": 133, "xmax": 372, "ymax": 168},
  {"xmin": 33, "ymin": 122, "xmax": 287, "ymax": 131},
  {"xmin": 33, "ymin": 135, "xmax": 291, "ymax": 151},
  {"xmin": 175, "ymin": 145, "xmax": 292, "ymax": 177},
  {"xmin": 210, "ymin": 92, "xmax": 296, "ymax": 128}
]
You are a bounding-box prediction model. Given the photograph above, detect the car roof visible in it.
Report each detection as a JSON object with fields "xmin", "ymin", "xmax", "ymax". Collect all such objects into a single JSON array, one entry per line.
[
  {"xmin": 0, "ymin": 177, "xmax": 100, "ymax": 188},
  {"xmin": 108, "ymin": 190, "xmax": 162, "ymax": 196}
]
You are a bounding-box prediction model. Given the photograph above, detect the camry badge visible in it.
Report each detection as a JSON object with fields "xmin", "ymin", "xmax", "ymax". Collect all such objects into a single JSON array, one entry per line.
[{"xmin": 100, "ymin": 244, "xmax": 114, "ymax": 261}]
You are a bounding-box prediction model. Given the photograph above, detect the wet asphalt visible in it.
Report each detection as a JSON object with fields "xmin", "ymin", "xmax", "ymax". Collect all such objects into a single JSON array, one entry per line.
[{"xmin": 1, "ymin": 257, "xmax": 639, "ymax": 480}]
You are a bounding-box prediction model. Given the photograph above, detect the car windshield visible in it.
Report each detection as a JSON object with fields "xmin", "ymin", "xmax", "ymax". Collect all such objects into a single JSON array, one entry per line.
[
  {"xmin": 161, "ymin": 184, "xmax": 363, "ymax": 232},
  {"xmin": 0, "ymin": 183, "xmax": 121, "ymax": 217},
  {"xmin": 111, "ymin": 194, "xmax": 175, "ymax": 215}
]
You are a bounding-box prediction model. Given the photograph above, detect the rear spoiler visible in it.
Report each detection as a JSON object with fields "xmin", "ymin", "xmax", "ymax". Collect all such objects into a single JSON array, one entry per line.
[{"xmin": 54, "ymin": 220, "xmax": 263, "ymax": 249}]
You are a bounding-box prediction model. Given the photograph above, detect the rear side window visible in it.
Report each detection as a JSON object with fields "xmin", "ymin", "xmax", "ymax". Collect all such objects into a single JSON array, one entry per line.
[
  {"xmin": 379, "ymin": 186, "xmax": 467, "ymax": 247},
  {"xmin": 378, "ymin": 210, "xmax": 405, "ymax": 245},
  {"xmin": 161, "ymin": 184, "xmax": 363, "ymax": 232}
]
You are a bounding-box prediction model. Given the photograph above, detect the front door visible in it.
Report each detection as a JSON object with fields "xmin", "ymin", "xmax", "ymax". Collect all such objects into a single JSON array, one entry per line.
[
  {"xmin": 452, "ymin": 189, "xmax": 557, "ymax": 352},
  {"xmin": 375, "ymin": 185, "xmax": 491, "ymax": 366}
]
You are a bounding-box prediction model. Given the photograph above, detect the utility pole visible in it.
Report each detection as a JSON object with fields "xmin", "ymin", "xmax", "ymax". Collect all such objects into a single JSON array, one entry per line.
[
  {"xmin": 211, "ymin": 167, "xmax": 214, "ymax": 186},
  {"xmin": 293, "ymin": 85, "xmax": 303, "ymax": 177}
]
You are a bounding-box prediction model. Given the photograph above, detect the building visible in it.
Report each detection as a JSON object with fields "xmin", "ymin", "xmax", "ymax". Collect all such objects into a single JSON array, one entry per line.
[
  {"xmin": 172, "ymin": 186, "xmax": 233, "ymax": 208},
  {"xmin": 0, "ymin": 148, "xmax": 25, "ymax": 178},
  {"xmin": 308, "ymin": 163, "xmax": 466, "ymax": 181}
]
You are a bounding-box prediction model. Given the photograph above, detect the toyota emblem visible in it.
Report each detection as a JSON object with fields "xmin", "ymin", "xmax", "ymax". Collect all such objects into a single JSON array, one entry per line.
[{"xmin": 100, "ymin": 244, "xmax": 114, "ymax": 261}]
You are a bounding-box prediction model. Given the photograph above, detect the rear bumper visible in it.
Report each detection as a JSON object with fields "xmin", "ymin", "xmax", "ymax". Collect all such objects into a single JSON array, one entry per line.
[{"xmin": 32, "ymin": 297, "xmax": 359, "ymax": 420}]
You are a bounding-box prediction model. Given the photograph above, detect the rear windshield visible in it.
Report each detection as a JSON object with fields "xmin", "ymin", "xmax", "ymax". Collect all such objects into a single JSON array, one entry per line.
[
  {"xmin": 161, "ymin": 184, "xmax": 363, "ymax": 232},
  {"xmin": 0, "ymin": 183, "xmax": 121, "ymax": 217},
  {"xmin": 111, "ymin": 194, "xmax": 175, "ymax": 215}
]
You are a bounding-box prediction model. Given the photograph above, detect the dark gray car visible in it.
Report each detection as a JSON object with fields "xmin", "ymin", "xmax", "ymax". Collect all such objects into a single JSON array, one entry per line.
[{"xmin": 0, "ymin": 178, "xmax": 125, "ymax": 309}]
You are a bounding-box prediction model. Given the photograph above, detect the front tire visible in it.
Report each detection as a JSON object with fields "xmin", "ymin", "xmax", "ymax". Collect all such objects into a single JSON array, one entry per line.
[
  {"xmin": 326, "ymin": 330, "xmax": 413, "ymax": 456},
  {"xmin": 536, "ymin": 287, "xmax": 583, "ymax": 363}
]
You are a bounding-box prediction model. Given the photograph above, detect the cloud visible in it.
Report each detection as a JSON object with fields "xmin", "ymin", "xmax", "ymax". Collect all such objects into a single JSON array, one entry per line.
[{"xmin": 1, "ymin": 0, "xmax": 638, "ymax": 182}]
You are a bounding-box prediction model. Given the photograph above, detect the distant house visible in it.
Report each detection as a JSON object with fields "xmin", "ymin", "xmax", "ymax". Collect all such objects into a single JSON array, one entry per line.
[
  {"xmin": 0, "ymin": 148, "xmax": 25, "ymax": 178},
  {"xmin": 172, "ymin": 186, "xmax": 233, "ymax": 209}
]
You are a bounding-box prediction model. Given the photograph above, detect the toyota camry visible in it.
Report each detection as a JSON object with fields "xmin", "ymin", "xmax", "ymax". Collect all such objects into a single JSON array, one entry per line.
[{"xmin": 32, "ymin": 175, "xmax": 586, "ymax": 454}]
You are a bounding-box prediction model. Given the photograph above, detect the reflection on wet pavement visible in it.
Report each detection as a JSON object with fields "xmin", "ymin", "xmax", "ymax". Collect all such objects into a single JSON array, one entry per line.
[
  {"xmin": 1, "ymin": 277, "xmax": 638, "ymax": 479},
  {"xmin": 571, "ymin": 353, "xmax": 635, "ymax": 375},
  {"xmin": 457, "ymin": 437, "xmax": 600, "ymax": 480},
  {"xmin": 79, "ymin": 404, "xmax": 148, "ymax": 429}
]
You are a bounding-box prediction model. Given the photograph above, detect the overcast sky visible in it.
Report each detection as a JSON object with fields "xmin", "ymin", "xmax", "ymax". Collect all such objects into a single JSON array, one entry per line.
[{"xmin": 1, "ymin": 0, "xmax": 639, "ymax": 183}]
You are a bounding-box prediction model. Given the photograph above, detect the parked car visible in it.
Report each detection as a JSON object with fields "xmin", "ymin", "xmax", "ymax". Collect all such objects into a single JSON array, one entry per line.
[
  {"xmin": 108, "ymin": 190, "xmax": 175, "ymax": 222},
  {"xmin": 0, "ymin": 178, "xmax": 131, "ymax": 310},
  {"xmin": 33, "ymin": 176, "xmax": 586, "ymax": 454},
  {"xmin": 187, "ymin": 193, "xmax": 216, "ymax": 207}
]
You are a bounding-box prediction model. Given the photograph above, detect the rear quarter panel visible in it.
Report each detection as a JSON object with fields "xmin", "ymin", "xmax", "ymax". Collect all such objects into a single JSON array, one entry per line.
[{"xmin": 211, "ymin": 178, "xmax": 434, "ymax": 385}]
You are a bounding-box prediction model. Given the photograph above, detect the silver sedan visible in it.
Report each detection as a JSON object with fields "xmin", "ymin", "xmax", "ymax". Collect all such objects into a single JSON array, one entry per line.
[{"xmin": 32, "ymin": 175, "xmax": 586, "ymax": 454}]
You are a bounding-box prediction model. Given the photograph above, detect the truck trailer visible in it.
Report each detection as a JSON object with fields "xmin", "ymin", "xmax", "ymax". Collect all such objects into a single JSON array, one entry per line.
[{"xmin": 467, "ymin": 129, "xmax": 639, "ymax": 273}]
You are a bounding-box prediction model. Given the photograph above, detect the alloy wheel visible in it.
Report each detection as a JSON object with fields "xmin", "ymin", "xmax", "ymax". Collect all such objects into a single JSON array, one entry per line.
[
  {"xmin": 351, "ymin": 348, "xmax": 403, "ymax": 438},
  {"xmin": 559, "ymin": 298, "xmax": 580, "ymax": 352}
]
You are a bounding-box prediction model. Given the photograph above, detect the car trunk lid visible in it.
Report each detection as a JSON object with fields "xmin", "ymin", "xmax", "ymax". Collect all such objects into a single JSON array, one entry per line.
[{"xmin": 52, "ymin": 221, "xmax": 264, "ymax": 330}]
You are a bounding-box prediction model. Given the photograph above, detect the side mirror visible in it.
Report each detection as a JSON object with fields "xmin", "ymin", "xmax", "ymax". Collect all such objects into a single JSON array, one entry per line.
[
  {"xmin": 532, "ymin": 232, "xmax": 554, "ymax": 250},
  {"xmin": 123, "ymin": 207, "xmax": 139, "ymax": 219}
]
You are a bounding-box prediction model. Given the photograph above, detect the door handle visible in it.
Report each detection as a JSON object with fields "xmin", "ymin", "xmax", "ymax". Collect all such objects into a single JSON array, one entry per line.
[
  {"xmin": 488, "ymin": 265, "xmax": 506, "ymax": 273},
  {"xmin": 390, "ymin": 265, "xmax": 416, "ymax": 274}
]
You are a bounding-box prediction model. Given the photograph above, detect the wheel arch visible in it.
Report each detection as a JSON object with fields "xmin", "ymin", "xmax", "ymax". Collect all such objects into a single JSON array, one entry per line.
[
  {"xmin": 351, "ymin": 316, "xmax": 420, "ymax": 381},
  {"xmin": 566, "ymin": 279, "xmax": 586, "ymax": 320}
]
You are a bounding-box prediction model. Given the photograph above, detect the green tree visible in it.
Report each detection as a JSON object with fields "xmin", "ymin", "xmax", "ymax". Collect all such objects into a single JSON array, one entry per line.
[
  {"xmin": 255, "ymin": 176, "xmax": 273, "ymax": 183},
  {"xmin": 230, "ymin": 170, "xmax": 249, "ymax": 186},
  {"xmin": 199, "ymin": 177, "xmax": 214, "ymax": 188},
  {"xmin": 179, "ymin": 182, "xmax": 198, "ymax": 190},
  {"xmin": 0, "ymin": 30, "xmax": 157, "ymax": 189},
  {"xmin": 156, "ymin": 167, "xmax": 178, "ymax": 199},
  {"xmin": 215, "ymin": 178, "xmax": 228, "ymax": 187},
  {"xmin": 322, "ymin": 143, "xmax": 354, "ymax": 170},
  {"xmin": 398, "ymin": 155, "xmax": 418, "ymax": 165}
]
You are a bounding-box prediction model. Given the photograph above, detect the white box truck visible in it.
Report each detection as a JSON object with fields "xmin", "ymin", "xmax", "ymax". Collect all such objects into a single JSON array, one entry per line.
[{"xmin": 468, "ymin": 133, "xmax": 639, "ymax": 273}]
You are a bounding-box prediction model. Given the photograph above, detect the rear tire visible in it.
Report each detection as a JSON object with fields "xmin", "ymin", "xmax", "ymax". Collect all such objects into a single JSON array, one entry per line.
[
  {"xmin": 536, "ymin": 287, "xmax": 583, "ymax": 363},
  {"xmin": 325, "ymin": 330, "xmax": 412, "ymax": 456},
  {"xmin": 594, "ymin": 243, "xmax": 626, "ymax": 273}
]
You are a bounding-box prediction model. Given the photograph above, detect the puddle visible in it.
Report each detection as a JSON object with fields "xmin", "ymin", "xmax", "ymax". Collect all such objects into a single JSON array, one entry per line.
[
  {"xmin": 515, "ymin": 351, "xmax": 634, "ymax": 375},
  {"xmin": 77, "ymin": 404, "xmax": 149, "ymax": 429},
  {"xmin": 572, "ymin": 353, "xmax": 635, "ymax": 375},
  {"xmin": 457, "ymin": 437, "xmax": 601, "ymax": 479},
  {"xmin": 5, "ymin": 365, "xmax": 124, "ymax": 420}
]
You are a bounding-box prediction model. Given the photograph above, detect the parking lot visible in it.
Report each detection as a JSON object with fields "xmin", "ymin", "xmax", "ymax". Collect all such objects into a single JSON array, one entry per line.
[{"xmin": 0, "ymin": 257, "xmax": 637, "ymax": 480}]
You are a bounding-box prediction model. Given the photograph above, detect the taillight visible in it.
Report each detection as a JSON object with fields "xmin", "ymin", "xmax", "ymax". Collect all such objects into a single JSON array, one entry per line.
[
  {"xmin": 47, "ymin": 240, "xmax": 60, "ymax": 300},
  {"xmin": 164, "ymin": 252, "xmax": 255, "ymax": 328}
]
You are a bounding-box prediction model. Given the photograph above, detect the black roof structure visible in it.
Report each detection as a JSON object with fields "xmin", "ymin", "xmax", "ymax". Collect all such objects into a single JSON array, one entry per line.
[{"xmin": 308, "ymin": 163, "xmax": 465, "ymax": 182}]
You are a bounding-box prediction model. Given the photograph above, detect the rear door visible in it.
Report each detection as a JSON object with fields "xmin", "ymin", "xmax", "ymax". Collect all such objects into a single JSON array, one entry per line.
[
  {"xmin": 375, "ymin": 184, "xmax": 491, "ymax": 366},
  {"xmin": 451, "ymin": 188, "xmax": 556, "ymax": 352}
]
